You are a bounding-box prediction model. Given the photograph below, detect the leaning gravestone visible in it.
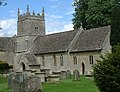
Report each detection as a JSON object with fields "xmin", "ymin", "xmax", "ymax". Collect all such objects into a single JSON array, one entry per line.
[
  {"xmin": 8, "ymin": 72, "xmax": 15, "ymax": 89},
  {"xmin": 11, "ymin": 72, "xmax": 42, "ymax": 92},
  {"xmin": 73, "ymin": 70, "xmax": 80, "ymax": 81},
  {"xmin": 60, "ymin": 71, "xmax": 67, "ymax": 79},
  {"xmin": 66, "ymin": 70, "xmax": 71, "ymax": 79}
]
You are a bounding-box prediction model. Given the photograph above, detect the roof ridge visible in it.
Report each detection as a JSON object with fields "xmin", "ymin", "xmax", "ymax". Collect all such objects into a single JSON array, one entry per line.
[
  {"xmin": 67, "ymin": 29, "xmax": 84, "ymax": 52},
  {"xmin": 27, "ymin": 35, "xmax": 38, "ymax": 53},
  {"xmin": 37, "ymin": 30, "xmax": 75, "ymax": 38}
]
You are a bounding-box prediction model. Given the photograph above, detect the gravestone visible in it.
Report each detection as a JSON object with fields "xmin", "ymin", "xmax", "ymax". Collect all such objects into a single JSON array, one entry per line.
[
  {"xmin": 73, "ymin": 70, "xmax": 80, "ymax": 81},
  {"xmin": 35, "ymin": 72, "xmax": 45, "ymax": 82},
  {"xmin": 12, "ymin": 77, "xmax": 21, "ymax": 92},
  {"xmin": 8, "ymin": 72, "xmax": 15, "ymax": 89},
  {"xmin": 24, "ymin": 75, "xmax": 41, "ymax": 92},
  {"xmin": 60, "ymin": 71, "xmax": 67, "ymax": 79},
  {"xmin": 12, "ymin": 72, "xmax": 24, "ymax": 92},
  {"xmin": 66, "ymin": 70, "xmax": 71, "ymax": 79},
  {"xmin": 11, "ymin": 72, "xmax": 42, "ymax": 92}
]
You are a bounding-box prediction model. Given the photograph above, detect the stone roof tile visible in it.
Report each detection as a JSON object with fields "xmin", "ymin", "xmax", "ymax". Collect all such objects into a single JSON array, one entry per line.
[
  {"xmin": 71, "ymin": 26, "xmax": 110, "ymax": 52},
  {"xmin": 29, "ymin": 26, "xmax": 110, "ymax": 54},
  {"xmin": 30, "ymin": 30, "xmax": 77, "ymax": 54},
  {"xmin": 0, "ymin": 37, "xmax": 11, "ymax": 51},
  {"xmin": 25, "ymin": 54, "xmax": 39, "ymax": 65}
]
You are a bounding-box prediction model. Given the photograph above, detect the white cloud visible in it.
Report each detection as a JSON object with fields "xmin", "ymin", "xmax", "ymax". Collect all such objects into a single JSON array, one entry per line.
[
  {"xmin": 46, "ymin": 13, "xmax": 73, "ymax": 34},
  {"xmin": 9, "ymin": 10, "xmax": 17, "ymax": 17},
  {"xmin": 0, "ymin": 19, "xmax": 17, "ymax": 37},
  {"xmin": 63, "ymin": 23, "xmax": 74, "ymax": 31},
  {"xmin": 0, "ymin": 13, "xmax": 73, "ymax": 36},
  {"xmin": 48, "ymin": 14, "xmax": 63, "ymax": 19},
  {"xmin": 45, "ymin": 10, "xmax": 74, "ymax": 34},
  {"xmin": 9, "ymin": 8, "xmax": 24, "ymax": 17},
  {"xmin": 46, "ymin": 22, "xmax": 74, "ymax": 34},
  {"xmin": 66, "ymin": 10, "xmax": 74, "ymax": 15}
]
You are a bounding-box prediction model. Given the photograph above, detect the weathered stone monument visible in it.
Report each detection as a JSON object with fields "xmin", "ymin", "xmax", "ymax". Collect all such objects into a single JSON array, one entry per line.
[
  {"xmin": 24, "ymin": 74, "xmax": 41, "ymax": 92},
  {"xmin": 60, "ymin": 71, "xmax": 67, "ymax": 79},
  {"xmin": 66, "ymin": 70, "xmax": 71, "ymax": 79},
  {"xmin": 8, "ymin": 72, "xmax": 15, "ymax": 89},
  {"xmin": 47, "ymin": 74, "xmax": 60, "ymax": 83},
  {"xmin": 12, "ymin": 73, "xmax": 23, "ymax": 92},
  {"xmin": 8, "ymin": 72, "xmax": 42, "ymax": 92},
  {"xmin": 73, "ymin": 70, "xmax": 80, "ymax": 81}
]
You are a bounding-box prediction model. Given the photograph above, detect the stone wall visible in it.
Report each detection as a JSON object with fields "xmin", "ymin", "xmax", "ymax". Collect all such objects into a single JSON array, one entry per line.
[
  {"xmin": 15, "ymin": 36, "xmax": 36, "ymax": 53},
  {"xmin": 0, "ymin": 52, "xmax": 7, "ymax": 62},
  {"xmin": 70, "ymin": 51, "xmax": 101, "ymax": 75},
  {"xmin": 17, "ymin": 14, "xmax": 45, "ymax": 36},
  {"xmin": 36, "ymin": 53, "xmax": 70, "ymax": 74},
  {"xmin": 36, "ymin": 51, "xmax": 101, "ymax": 75}
]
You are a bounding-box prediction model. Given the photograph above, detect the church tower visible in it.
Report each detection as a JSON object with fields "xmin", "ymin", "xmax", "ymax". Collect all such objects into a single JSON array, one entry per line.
[
  {"xmin": 14, "ymin": 5, "xmax": 45, "ymax": 72},
  {"xmin": 15, "ymin": 5, "xmax": 45, "ymax": 53},
  {"xmin": 17, "ymin": 5, "xmax": 45, "ymax": 36}
]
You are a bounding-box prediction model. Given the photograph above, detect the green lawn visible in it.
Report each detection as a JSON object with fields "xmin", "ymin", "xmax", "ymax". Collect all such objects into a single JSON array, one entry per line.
[
  {"xmin": 42, "ymin": 76, "xmax": 100, "ymax": 92},
  {"xmin": 0, "ymin": 76, "xmax": 99, "ymax": 92},
  {"xmin": 0, "ymin": 76, "xmax": 11, "ymax": 92}
]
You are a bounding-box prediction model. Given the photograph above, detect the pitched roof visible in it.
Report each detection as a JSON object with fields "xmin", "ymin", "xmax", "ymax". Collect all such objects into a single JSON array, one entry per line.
[
  {"xmin": 71, "ymin": 26, "xmax": 110, "ymax": 52},
  {"xmin": 25, "ymin": 54, "xmax": 39, "ymax": 65},
  {"xmin": 0, "ymin": 37, "xmax": 11, "ymax": 51},
  {"xmin": 5, "ymin": 36, "xmax": 16, "ymax": 52},
  {"xmin": 29, "ymin": 26, "xmax": 110, "ymax": 54},
  {"xmin": 29, "ymin": 30, "xmax": 78, "ymax": 54}
]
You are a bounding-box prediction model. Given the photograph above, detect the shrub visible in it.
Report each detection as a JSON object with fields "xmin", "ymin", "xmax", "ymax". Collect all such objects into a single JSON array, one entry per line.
[
  {"xmin": 93, "ymin": 45, "xmax": 120, "ymax": 92},
  {"xmin": 0, "ymin": 61, "xmax": 10, "ymax": 73}
]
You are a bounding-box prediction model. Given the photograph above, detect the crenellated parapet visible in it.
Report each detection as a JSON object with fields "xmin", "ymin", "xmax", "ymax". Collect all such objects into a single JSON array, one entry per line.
[
  {"xmin": 17, "ymin": 5, "xmax": 45, "ymax": 36},
  {"xmin": 18, "ymin": 5, "xmax": 45, "ymax": 21}
]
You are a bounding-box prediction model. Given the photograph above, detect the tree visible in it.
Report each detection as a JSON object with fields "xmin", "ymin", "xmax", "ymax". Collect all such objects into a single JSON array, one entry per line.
[
  {"xmin": 0, "ymin": 61, "xmax": 11, "ymax": 74},
  {"xmin": 72, "ymin": 0, "xmax": 88, "ymax": 29},
  {"xmin": 72, "ymin": 0, "xmax": 116, "ymax": 29},
  {"xmin": 0, "ymin": 0, "xmax": 7, "ymax": 6},
  {"xmin": 110, "ymin": 1, "xmax": 120, "ymax": 47},
  {"xmin": 93, "ymin": 45, "xmax": 120, "ymax": 92}
]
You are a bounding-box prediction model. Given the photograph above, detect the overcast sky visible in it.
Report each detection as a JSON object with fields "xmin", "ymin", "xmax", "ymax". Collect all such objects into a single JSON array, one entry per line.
[{"xmin": 0, "ymin": 0, "xmax": 74, "ymax": 37}]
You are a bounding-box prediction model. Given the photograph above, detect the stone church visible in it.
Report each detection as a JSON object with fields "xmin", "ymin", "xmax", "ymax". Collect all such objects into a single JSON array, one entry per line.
[{"xmin": 0, "ymin": 6, "xmax": 111, "ymax": 76}]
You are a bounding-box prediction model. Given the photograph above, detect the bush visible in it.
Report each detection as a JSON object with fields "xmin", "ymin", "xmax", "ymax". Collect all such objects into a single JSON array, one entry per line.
[
  {"xmin": 0, "ymin": 61, "xmax": 10, "ymax": 73},
  {"xmin": 93, "ymin": 45, "xmax": 120, "ymax": 92}
]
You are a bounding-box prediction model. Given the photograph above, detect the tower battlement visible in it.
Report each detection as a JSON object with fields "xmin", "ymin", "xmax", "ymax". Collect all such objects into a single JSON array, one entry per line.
[
  {"xmin": 18, "ymin": 5, "xmax": 44, "ymax": 21},
  {"xmin": 17, "ymin": 5, "xmax": 45, "ymax": 36}
]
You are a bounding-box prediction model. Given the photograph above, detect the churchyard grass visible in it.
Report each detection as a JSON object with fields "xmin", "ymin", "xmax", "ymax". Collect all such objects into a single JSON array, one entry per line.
[
  {"xmin": 0, "ymin": 76, "xmax": 99, "ymax": 92},
  {"xmin": 0, "ymin": 76, "xmax": 11, "ymax": 92},
  {"xmin": 42, "ymin": 76, "xmax": 100, "ymax": 92}
]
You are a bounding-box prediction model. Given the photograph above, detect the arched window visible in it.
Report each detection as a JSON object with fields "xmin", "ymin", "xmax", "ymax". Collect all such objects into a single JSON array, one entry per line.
[
  {"xmin": 35, "ymin": 27, "xmax": 39, "ymax": 33},
  {"xmin": 42, "ymin": 55, "xmax": 45, "ymax": 66},
  {"xmin": 73, "ymin": 56, "xmax": 77, "ymax": 65},
  {"xmin": 60, "ymin": 55, "xmax": 63, "ymax": 66},
  {"xmin": 53, "ymin": 54, "xmax": 56, "ymax": 66},
  {"xmin": 14, "ymin": 41, "xmax": 17, "ymax": 52},
  {"xmin": 89, "ymin": 55, "xmax": 93, "ymax": 64},
  {"xmin": 21, "ymin": 62, "xmax": 25, "ymax": 71}
]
